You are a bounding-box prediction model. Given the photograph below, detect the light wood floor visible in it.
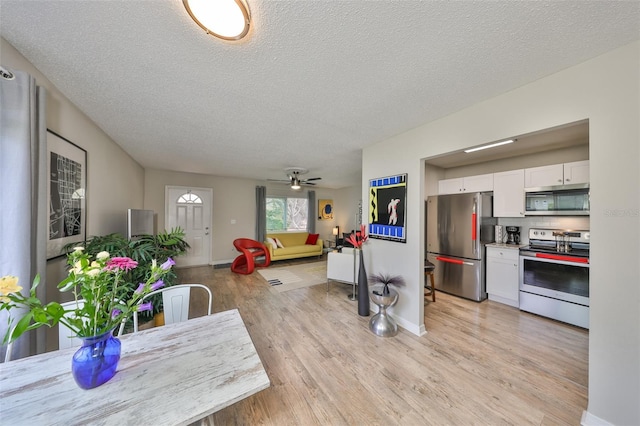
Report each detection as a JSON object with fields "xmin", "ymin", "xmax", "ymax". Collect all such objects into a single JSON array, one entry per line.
[{"xmin": 178, "ymin": 259, "xmax": 588, "ymax": 425}]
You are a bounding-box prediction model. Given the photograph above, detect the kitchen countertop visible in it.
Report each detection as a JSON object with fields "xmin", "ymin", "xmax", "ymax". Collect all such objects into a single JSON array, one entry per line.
[{"xmin": 486, "ymin": 243, "xmax": 526, "ymax": 250}]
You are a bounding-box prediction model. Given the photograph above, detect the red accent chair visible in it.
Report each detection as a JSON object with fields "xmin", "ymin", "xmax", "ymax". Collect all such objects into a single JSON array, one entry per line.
[{"xmin": 231, "ymin": 238, "xmax": 271, "ymax": 275}]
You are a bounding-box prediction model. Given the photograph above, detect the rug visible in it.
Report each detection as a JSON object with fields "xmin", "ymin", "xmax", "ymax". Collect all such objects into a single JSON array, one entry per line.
[{"xmin": 257, "ymin": 261, "xmax": 327, "ymax": 293}]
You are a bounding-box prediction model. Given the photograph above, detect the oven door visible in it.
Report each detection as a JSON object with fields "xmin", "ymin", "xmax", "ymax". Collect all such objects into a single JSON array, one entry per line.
[{"xmin": 519, "ymin": 254, "xmax": 589, "ymax": 306}]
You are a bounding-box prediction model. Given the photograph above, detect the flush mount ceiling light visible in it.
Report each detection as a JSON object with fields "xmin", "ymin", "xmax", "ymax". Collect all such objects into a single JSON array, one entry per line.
[
  {"xmin": 464, "ymin": 139, "xmax": 515, "ymax": 153},
  {"xmin": 183, "ymin": 0, "xmax": 251, "ymax": 41}
]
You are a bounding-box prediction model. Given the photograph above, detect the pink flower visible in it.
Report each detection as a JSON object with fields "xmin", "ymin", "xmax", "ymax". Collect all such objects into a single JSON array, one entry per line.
[
  {"xmin": 105, "ymin": 257, "xmax": 138, "ymax": 272},
  {"xmin": 346, "ymin": 224, "xmax": 368, "ymax": 248}
]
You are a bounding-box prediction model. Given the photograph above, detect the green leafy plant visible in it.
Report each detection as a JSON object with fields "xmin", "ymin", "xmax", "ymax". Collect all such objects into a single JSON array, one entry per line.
[
  {"xmin": 0, "ymin": 248, "xmax": 175, "ymax": 343},
  {"xmin": 63, "ymin": 228, "xmax": 190, "ymax": 320},
  {"xmin": 369, "ymin": 272, "xmax": 405, "ymax": 296}
]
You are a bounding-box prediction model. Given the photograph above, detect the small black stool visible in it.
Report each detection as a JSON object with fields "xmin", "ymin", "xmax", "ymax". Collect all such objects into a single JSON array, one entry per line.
[{"xmin": 424, "ymin": 260, "xmax": 436, "ymax": 302}]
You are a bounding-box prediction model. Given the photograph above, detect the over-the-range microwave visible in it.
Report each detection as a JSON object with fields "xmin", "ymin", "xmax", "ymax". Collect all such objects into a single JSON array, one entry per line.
[{"xmin": 524, "ymin": 183, "xmax": 590, "ymax": 216}]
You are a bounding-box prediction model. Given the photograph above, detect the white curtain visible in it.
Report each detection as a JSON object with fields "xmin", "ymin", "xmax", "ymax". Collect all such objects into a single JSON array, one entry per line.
[{"xmin": 0, "ymin": 67, "xmax": 48, "ymax": 360}]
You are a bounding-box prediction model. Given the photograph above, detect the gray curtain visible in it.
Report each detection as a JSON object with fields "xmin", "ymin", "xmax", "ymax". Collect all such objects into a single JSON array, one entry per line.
[
  {"xmin": 255, "ymin": 186, "xmax": 266, "ymax": 242},
  {"xmin": 0, "ymin": 67, "xmax": 48, "ymax": 360},
  {"xmin": 307, "ymin": 190, "xmax": 316, "ymax": 234}
]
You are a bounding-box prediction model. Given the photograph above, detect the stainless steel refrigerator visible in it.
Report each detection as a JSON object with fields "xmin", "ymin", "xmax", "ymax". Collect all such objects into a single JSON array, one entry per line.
[{"xmin": 426, "ymin": 192, "xmax": 496, "ymax": 301}]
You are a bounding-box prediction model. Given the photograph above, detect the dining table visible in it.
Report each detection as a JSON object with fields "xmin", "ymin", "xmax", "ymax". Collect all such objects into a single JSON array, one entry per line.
[{"xmin": 0, "ymin": 308, "xmax": 270, "ymax": 425}]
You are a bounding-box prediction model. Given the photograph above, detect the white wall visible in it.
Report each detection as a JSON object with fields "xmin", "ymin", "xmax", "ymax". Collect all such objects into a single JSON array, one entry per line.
[
  {"xmin": 363, "ymin": 41, "xmax": 639, "ymax": 425},
  {"xmin": 144, "ymin": 168, "xmax": 359, "ymax": 264},
  {"xmin": 1, "ymin": 37, "xmax": 145, "ymax": 351},
  {"xmin": 0, "ymin": 39, "xmax": 146, "ymax": 239}
]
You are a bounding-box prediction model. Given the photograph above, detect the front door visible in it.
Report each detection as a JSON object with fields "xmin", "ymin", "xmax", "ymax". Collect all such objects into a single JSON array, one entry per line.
[{"xmin": 165, "ymin": 186, "xmax": 212, "ymax": 267}]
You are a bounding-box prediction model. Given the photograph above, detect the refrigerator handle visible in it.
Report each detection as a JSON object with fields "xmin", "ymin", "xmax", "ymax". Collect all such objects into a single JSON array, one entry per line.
[
  {"xmin": 436, "ymin": 256, "xmax": 474, "ymax": 266},
  {"xmin": 471, "ymin": 198, "xmax": 478, "ymax": 254}
]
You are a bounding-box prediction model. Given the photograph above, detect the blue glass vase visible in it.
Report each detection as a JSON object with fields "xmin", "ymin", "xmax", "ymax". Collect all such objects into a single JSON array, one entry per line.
[{"xmin": 71, "ymin": 330, "xmax": 121, "ymax": 389}]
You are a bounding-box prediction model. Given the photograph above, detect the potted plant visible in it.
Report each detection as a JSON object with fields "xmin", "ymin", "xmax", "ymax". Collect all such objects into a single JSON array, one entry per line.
[
  {"xmin": 345, "ymin": 224, "xmax": 370, "ymax": 316},
  {"xmin": 0, "ymin": 248, "xmax": 175, "ymax": 389},
  {"xmin": 63, "ymin": 228, "xmax": 190, "ymax": 326}
]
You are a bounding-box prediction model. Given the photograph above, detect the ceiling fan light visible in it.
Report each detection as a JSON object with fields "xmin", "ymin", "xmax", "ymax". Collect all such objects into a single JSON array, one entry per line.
[
  {"xmin": 291, "ymin": 177, "xmax": 301, "ymax": 190},
  {"xmin": 183, "ymin": 0, "xmax": 251, "ymax": 41}
]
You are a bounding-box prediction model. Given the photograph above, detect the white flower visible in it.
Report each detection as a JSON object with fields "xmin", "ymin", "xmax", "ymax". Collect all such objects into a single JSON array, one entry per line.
[
  {"xmin": 73, "ymin": 246, "xmax": 85, "ymax": 253},
  {"xmin": 86, "ymin": 268, "xmax": 100, "ymax": 277},
  {"xmin": 96, "ymin": 251, "xmax": 110, "ymax": 260},
  {"xmin": 71, "ymin": 260, "xmax": 83, "ymax": 275}
]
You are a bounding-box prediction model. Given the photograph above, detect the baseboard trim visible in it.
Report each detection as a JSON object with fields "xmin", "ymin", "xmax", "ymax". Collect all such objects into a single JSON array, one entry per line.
[
  {"xmin": 393, "ymin": 313, "xmax": 423, "ymax": 337},
  {"xmin": 581, "ymin": 410, "xmax": 613, "ymax": 426}
]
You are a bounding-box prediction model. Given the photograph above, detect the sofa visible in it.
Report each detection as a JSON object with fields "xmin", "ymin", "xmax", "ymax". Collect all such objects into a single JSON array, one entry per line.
[{"xmin": 265, "ymin": 232, "xmax": 323, "ymax": 262}]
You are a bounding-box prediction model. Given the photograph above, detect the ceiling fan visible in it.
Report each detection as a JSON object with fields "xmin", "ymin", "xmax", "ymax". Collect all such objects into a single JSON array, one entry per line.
[{"xmin": 267, "ymin": 167, "xmax": 322, "ymax": 190}]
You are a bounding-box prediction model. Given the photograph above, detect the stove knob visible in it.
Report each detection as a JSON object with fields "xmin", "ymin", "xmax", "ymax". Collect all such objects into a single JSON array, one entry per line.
[
  {"xmin": 533, "ymin": 231, "xmax": 538, "ymax": 236},
  {"xmin": 540, "ymin": 231, "xmax": 545, "ymax": 236},
  {"xmin": 584, "ymin": 233, "xmax": 590, "ymax": 240}
]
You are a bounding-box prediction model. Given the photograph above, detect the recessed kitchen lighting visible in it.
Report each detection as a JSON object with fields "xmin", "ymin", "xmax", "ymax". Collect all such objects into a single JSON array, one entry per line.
[
  {"xmin": 183, "ymin": 0, "xmax": 251, "ymax": 41},
  {"xmin": 464, "ymin": 139, "xmax": 515, "ymax": 153}
]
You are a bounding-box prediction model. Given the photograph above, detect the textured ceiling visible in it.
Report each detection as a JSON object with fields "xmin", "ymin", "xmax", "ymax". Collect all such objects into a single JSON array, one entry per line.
[{"xmin": 1, "ymin": 1, "xmax": 638, "ymax": 188}]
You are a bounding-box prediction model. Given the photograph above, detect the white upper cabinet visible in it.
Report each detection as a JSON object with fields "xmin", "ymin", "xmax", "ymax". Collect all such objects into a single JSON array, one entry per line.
[
  {"xmin": 438, "ymin": 173, "xmax": 493, "ymax": 194},
  {"xmin": 525, "ymin": 160, "xmax": 589, "ymax": 187},
  {"xmin": 493, "ymin": 169, "xmax": 525, "ymax": 217},
  {"xmin": 524, "ymin": 163, "xmax": 564, "ymax": 187},
  {"xmin": 563, "ymin": 160, "xmax": 590, "ymax": 184},
  {"xmin": 438, "ymin": 177, "xmax": 464, "ymax": 194}
]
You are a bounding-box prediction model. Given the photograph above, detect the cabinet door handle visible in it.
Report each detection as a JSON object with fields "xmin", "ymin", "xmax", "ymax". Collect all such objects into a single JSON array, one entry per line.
[{"xmin": 566, "ymin": 178, "xmax": 571, "ymax": 182}]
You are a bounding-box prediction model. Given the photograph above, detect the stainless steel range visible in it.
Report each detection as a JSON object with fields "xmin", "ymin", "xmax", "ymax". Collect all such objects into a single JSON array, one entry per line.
[{"xmin": 519, "ymin": 228, "xmax": 590, "ymax": 329}]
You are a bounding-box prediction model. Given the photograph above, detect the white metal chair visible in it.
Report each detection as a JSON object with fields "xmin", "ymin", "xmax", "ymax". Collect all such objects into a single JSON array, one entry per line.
[{"xmin": 132, "ymin": 284, "xmax": 213, "ymax": 333}]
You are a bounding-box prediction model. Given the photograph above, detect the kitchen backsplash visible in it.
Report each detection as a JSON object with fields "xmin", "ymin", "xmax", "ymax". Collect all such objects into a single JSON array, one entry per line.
[{"xmin": 496, "ymin": 216, "xmax": 590, "ymax": 245}]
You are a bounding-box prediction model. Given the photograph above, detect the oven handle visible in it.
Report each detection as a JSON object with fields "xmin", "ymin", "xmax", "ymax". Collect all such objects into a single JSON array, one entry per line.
[
  {"xmin": 535, "ymin": 253, "xmax": 589, "ymax": 264},
  {"xmin": 436, "ymin": 256, "xmax": 474, "ymax": 266}
]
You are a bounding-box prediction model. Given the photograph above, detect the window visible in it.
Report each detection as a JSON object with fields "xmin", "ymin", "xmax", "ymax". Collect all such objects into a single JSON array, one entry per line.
[
  {"xmin": 177, "ymin": 192, "xmax": 202, "ymax": 204},
  {"xmin": 266, "ymin": 197, "xmax": 308, "ymax": 231}
]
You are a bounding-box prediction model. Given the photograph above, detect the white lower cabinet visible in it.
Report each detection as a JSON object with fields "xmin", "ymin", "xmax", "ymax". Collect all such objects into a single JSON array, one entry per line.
[{"xmin": 486, "ymin": 246, "xmax": 519, "ymax": 307}]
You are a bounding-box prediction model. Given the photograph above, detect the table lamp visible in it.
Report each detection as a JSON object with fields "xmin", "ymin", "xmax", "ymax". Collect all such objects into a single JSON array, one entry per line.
[{"xmin": 332, "ymin": 226, "xmax": 340, "ymax": 247}]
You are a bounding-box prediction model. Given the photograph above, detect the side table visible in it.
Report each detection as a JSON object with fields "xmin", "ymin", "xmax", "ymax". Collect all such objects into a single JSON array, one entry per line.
[{"xmin": 369, "ymin": 286, "xmax": 399, "ymax": 337}]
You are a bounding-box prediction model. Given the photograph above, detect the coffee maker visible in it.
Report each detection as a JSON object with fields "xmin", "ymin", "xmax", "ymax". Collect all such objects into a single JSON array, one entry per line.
[{"xmin": 506, "ymin": 226, "xmax": 520, "ymax": 245}]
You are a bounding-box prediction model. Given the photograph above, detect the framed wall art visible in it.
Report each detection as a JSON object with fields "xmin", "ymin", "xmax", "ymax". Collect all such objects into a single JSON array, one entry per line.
[
  {"xmin": 368, "ymin": 173, "xmax": 407, "ymax": 243},
  {"xmin": 47, "ymin": 130, "xmax": 87, "ymax": 259},
  {"xmin": 318, "ymin": 199, "xmax": 333, "ymax": 220}
]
